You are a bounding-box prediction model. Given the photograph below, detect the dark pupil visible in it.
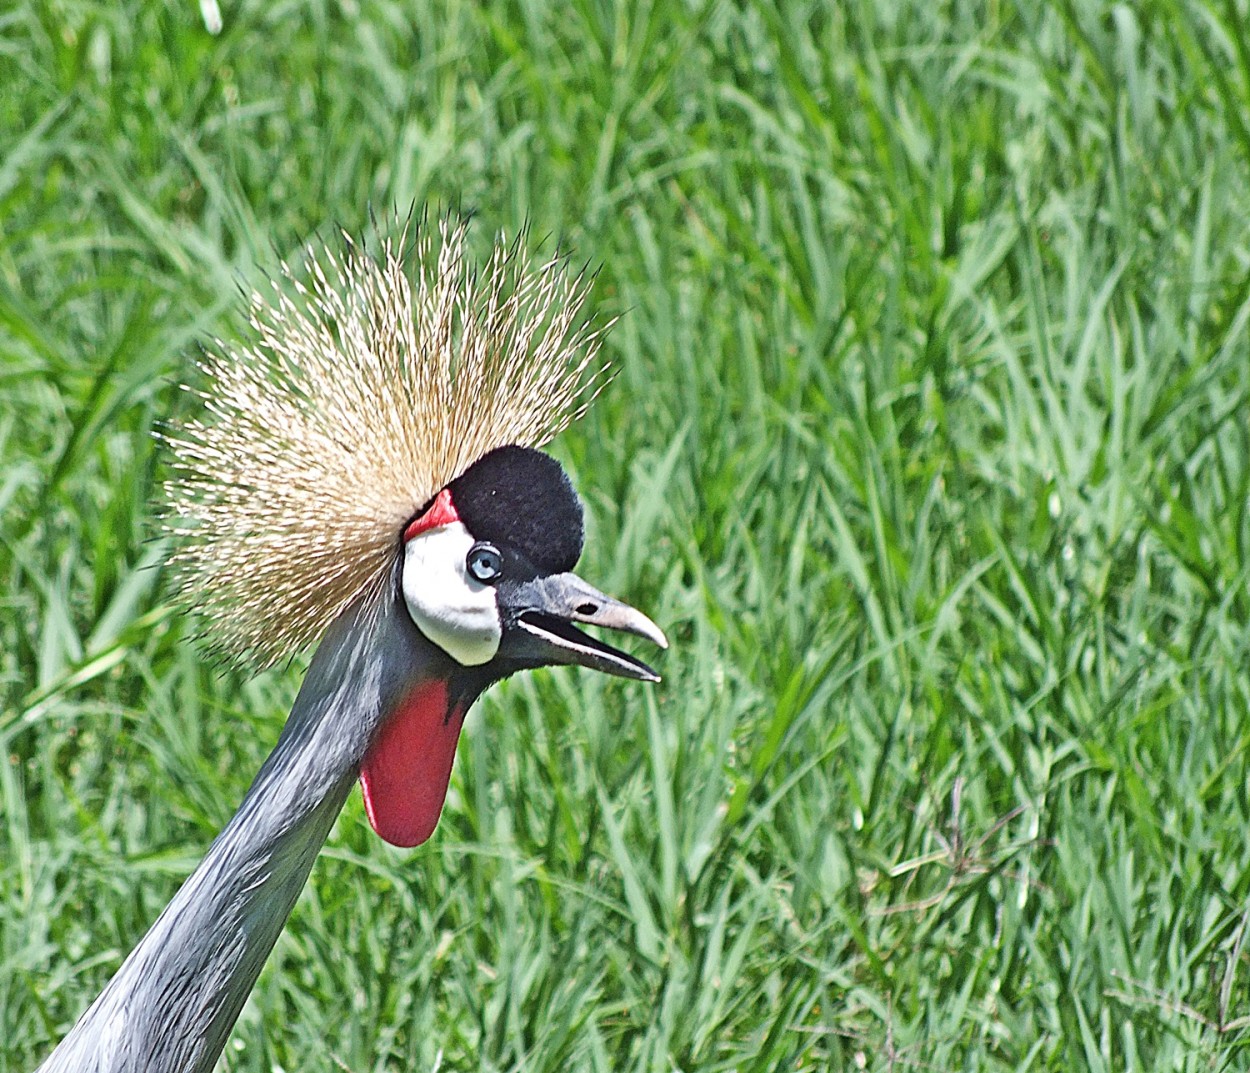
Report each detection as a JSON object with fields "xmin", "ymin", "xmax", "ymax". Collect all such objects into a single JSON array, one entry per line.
[{"xmin": 468, "ymin": 543, "xmax": 503, "ymax": 583}]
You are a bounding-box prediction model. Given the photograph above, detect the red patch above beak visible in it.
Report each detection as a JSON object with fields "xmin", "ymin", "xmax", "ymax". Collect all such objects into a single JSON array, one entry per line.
[
  {"xmin": 403, "ymin": 487, "xmax": 459, "ymax": 542},
  {"xmin": 360, "ymin": 679, "xmax": 467, "ymax": 847}
]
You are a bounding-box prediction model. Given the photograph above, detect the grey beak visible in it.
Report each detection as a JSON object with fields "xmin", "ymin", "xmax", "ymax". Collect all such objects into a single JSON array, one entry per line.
[{"xmin": 498, "ymin": 572, "xmax": 667, "ymax": 681}]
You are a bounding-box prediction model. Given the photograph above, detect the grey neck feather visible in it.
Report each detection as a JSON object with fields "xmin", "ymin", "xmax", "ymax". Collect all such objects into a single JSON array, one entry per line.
[{"xmin": 36, "ymin": 596, "xmax": 432, "ymax": 1073}]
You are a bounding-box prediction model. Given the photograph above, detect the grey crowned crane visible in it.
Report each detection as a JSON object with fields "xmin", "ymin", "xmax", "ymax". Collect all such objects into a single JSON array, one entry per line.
[{"xmin": 36, "ymin": 219, "xmax": 665, "ymax": 1073}]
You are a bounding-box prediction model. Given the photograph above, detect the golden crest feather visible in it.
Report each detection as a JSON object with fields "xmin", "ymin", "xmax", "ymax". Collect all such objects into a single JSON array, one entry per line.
[{"xmin": 164, "ymin": 216, "xmax": 608, "ymax": 669}]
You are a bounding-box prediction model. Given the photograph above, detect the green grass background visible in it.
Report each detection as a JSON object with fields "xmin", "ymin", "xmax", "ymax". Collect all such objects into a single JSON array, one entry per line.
[{"xmin": 4, "ymin": 0, "xmax": 1250, "ymax": 1069}]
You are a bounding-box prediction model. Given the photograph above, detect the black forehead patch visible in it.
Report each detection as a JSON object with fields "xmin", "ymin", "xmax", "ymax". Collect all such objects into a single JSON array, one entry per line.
[{"xmin": 448, "ymin": 446, "xmax": 584, "ymax": 574}]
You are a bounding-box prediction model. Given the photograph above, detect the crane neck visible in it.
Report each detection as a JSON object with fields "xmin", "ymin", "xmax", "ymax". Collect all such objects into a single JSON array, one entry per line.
[{"xmin": 36, "ymin": 595, "xmax": 446, "ymax": 1073}]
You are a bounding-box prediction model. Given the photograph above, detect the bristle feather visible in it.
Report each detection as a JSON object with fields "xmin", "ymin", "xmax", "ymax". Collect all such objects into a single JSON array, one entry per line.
[{"xmin": 163, "ymin": 216, "xmax": 606, "ymax": 669}]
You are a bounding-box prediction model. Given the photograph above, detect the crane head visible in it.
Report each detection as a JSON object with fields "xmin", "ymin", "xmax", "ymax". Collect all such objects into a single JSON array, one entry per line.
[
  {"xmin": 357, "ymin": 440, "xmax": 670, "ymax": 845},
  {"xmin": 401, "ymin": 444, "xmax": 665, "ymax": 681},
  {"xmin": 361, "ymin": 443, "xmax": 666, "ymax": 849},
  {"xmin": 164, "ymin": 216, "xmax": 666, "ymax": 851}
]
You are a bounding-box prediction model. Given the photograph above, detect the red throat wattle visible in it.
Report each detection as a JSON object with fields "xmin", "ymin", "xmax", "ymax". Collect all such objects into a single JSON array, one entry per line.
[
  {"xmin": 359, "ymin": 487, "xmax": 469, "ymax": 848},
  {"xmin": 360, "ymin": 680, "xmax": 467, "ymax": 847}
]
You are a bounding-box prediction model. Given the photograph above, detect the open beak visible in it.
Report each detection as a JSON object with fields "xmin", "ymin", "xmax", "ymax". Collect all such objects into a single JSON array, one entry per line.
[{"xmin": 498, "ymin": 572, "xmax": 668, "ymax": 682}]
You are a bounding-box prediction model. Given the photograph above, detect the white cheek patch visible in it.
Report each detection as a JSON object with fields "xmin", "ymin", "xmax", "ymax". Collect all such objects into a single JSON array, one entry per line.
[{"xmin": 402, "ymin": 522, "xmax": 502, "ymax": 666}]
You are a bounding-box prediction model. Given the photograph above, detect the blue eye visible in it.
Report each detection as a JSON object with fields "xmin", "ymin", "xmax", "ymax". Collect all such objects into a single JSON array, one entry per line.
[{"xmin": 467, "ymin": 543, "xmax": 503, "ymax": 583}]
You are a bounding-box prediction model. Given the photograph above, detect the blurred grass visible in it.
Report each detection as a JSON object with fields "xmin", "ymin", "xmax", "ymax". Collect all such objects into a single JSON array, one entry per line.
[{"xmin": 4, "ymin": 0, "xmax": 1250, "ymax": 1069}]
